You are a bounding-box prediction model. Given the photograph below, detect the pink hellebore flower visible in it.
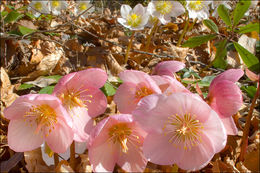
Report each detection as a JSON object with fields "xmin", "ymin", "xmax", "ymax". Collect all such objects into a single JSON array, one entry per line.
[
  {"xmin": 53, "ymin": 68, "xmax": 107, "ymax": 142},
  {"xmin": 114, "ymin": 70, "xmax": 161, "ymax": 114},
  {"xmin": 152, "ymin": 60, "xmax": 185, "ymax": 78},
  {"xmin": 208, "ymin": 69, "xmax": 244, "ymax": 135},
  {"xmin": 133, "ymin": 93, "xmax": 227, "ymax": 171},
  {"xmin": 88, "ymin": 114, "xmax": 147, "ymax": 172},
  {"xmin": 4, "ymin": 94, "xmax": 74, "ymax": 153}
]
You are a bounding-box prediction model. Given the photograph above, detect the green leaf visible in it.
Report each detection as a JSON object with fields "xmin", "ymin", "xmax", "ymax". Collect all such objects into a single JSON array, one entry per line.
[
  {"xmin": 217, "ymin": 4, "xmax": 231, "ymax": 27},
  {"xmin": 18, "ymin": 83, "xmax": 35, "ymax": 90},
  {"xmin": 45, "ymin": 75, "xmax": 62, "ymax": 83},
  {"xmin": 183, "ymin": 72, "xmax": 191, "ymax": 78},
  {"xmin": 4, "ymin": 11, "xmax": 24, "ymax": 23},
  {"xmin": 198, "ymin": 76, "xmax": 216, "ymax": 87},
  {"xmin": 25, "ymin": 12, "xmax": 36, "ymax": 19},
  {"xmin": 182, "ymin": 34, "xmax": 217, "ymax": 48},
  {"xmin": 203, "ymin": 19, "xmax": 219, "ymax": 33},
  {"xmin": 241, "ymin": 86, "xmax": 257, "ymax": 98},
  {"xmin": 238, "ymin": 23, "xmax": 260, "ymax": 34},
  {"xmin": 18, "ymin": 25, "xmax": 36, "ymax": 35},
  {"xmin": 0, "ymin": 11, "xmax": 8, "ymax": 19},
  {"xmin": 233, "ymin": 0, "xmax": 251, "ymax": 27},
  {"xmin": 100, "ymin": 82, "xmax": 116, "ymax": 96},
  {"xmin": 213, "ymin": 39, "xmax": 228, "ymax": 69},
  {"xmin": 39, "ymin": 86, "xmax": 55, "ymax": 94},
  {"xmin": 233, "ymin": 42, "xmax": 260, "ymax": 72}
]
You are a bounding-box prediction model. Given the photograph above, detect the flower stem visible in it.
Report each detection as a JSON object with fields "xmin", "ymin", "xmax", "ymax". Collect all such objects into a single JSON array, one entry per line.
[
  {"xmin": 125, "ymin": 31, "xmax": 136, "ymax": 64},
  {"xmin": 145, "ymin": 19, "xmax": 159, "ymax": 52},
  {"xmin": 187, "ymin": 18, "xmax": 198, "ymax": 33},
  {"xmin": 70, "ymin": 141, "xmax": 76, "ymax": 170},
  {"xmin": 239, "ymin": 81, "xmax": 260, "ymax": 162},
  {"xmin": 54, "ymin": 153, "xmax": 59, "ymax": 168},
  {"xmin": 177, "ymin": 12, "xmax": 189, "ymax": 47}
]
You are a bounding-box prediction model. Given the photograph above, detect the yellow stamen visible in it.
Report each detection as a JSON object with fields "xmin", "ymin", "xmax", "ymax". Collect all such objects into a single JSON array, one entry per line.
[
  {"xmin": 155, "ymin": 1, "xmax": 173, "ymax": 15},
  {"xmin": 79, "ymin": 3, "xmax": 87, "ymax": 11},
  {"xmin": 127, "ymin": 13, "xmax": 142, "ymax": 27},
  {"xmin": 52, "ymin": 1, "xmax": 60, "ymax": 8},
  {"xmin": 34, "ymin": 2, "xmax": 43, "ymax": 10},
  {"xmin": 164, "ymin": 113, "xmax": 204, "ymax": 150},
  {"xmin": 135, "ymin": 86, "xmax": 154, "ymax": 101},
  {"xmin": 189, "ymin": 1, "xmax": 204, "ymax": 11}
]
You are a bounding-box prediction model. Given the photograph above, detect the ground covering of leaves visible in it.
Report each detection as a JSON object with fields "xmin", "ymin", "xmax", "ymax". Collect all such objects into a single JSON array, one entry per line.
[{"xmin": 0, "ymin": 0, "xmax": 259, "ymax": 172}]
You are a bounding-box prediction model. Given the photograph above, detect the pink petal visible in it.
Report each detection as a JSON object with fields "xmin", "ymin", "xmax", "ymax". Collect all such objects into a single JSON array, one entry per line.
[
  {"xmin": 89, "ymin": 140, "xmax": 118, "ymax": 172},
  {"xmin": 152, "ymin": 61, "xmax": 185, "ymax": 77},
  {"xmin": 210, "ymin": 69, "xmax": 244, "ymax": 90},
  {"xmin": 143, "ymin": 131, "xmax": 183, "ymax": 165},
  {"xmin": 8, "ymin": 119, "xmax": 44, "ymax": 152},
  {"xmin": 209, "ymin": 80, "xmax": 243, "ymax": 117},
  {"xmin": 69, "ymin": 107, "xmax": 92, "ymax": 142},
  {"xmin": 52, "ymin": 72, "xmax": 77, "ymax": 95},
  {"xmin": 245, "ymin": 68, "xmax": 259, "ymax": 82},
  {"xmin": 119, "ymin": 70, "xmax": 161, "ymax": 93},
  {"xmin": 176, "ymin": 134, "xmax": 215, "ymax": 171},
  {"xmin": 46, "ymin": 118, "xmax": 74, "ymax": 153},
  {"xmin": 220, "ymin": 116, "xmax": 238, "ymax": 135},
  {"xmin": 83, "ymin": 88, "xmax": 107, "ymax": 117},
  {"xmin": 75, "ymin": 68, "xmax": 107, "ymax": 88},
  {"xmin": 114, "ymin": 82, "xmax": 142, "ymax": 114}
]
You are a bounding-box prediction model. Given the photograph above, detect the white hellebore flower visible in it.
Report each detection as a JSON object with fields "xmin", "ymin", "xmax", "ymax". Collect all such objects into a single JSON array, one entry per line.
[
  {"xmin": 117, "ymin": 4, "xmax": 149, "ymax": 30},
  {"xmin": 28, "ymin": 1, "xmax": 50, "ymax": 17},
  {"xmin": 75, "ymin": 1, "xmax": 94, "ymax": 19},
  {"xmin": 186, "ymin": 0, "xmax": 211, "ymax": 20},
  {"xmin": 147, "ymin": 1, "xmax": 185, "ymax": 25},
  {"xmin": 50, "ymin": 0, "xmax": 68, "ymax": 15}
]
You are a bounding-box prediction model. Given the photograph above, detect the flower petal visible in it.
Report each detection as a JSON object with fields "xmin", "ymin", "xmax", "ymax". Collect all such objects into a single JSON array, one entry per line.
[
  {"xmin": 8, "ymin": 119, "xmax": 44, "ymax": 152},
  {"xmin": 120, "ymin": 5, "xmax": 132, "ymax": 18},
  {"xmin": 220, "ymin": 116, "xmax": 238, "ymax": 135},
  {"xmin": 152, "ymin": 60, "xmax": 185, "ymax": 77},
  {"xmin": 46, "ymin": 119, "xmax": 74, "ymax": 153}
]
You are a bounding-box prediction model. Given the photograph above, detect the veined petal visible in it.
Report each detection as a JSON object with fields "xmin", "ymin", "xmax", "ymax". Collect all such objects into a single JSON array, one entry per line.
[
  {"xmin": 220, "ymin": 116, "xmax": 238, "ymax": 135},
  {"xmin": 152, "ymin": 60, "xmax": 185, "ymax": 77},
  {"xmin": 120, "ymin": 5, "xmax": 132, "ymax": 19}
]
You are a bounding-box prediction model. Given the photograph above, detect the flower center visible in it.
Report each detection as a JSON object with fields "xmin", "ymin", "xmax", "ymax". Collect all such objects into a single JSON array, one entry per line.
[
  {"xmin": 127, "ymin": 13, "xmax": 142, "ymax": 27},
  {"xmin": 155, "ymin": 1, "xmax": 173, "ymax": 15},
  {"xmin": 163, "ymin": 113, "xmax": 204, "ymax": 150},
  {"xmin": 52, "ymin": 1, "xmax": 60, "ymax": 8},
  {"xmin": 189, "ymin": 1, "xmax": 204, "ymax": 11},
  {"xmin": 24, "ymin": 104, "xmax": 57, "ymax": 136},
  {"xmin": 135, "ymin": 86, "xmax": 154, "ymax": 101},
  {"xmin": 34, "ymin": 2, "xmax": 43, "ymax": 11},
  {"xmin": 59, "ymin": 86, "xmax": 92, "ymax": 111},
  {"xmin": 108, "ymin": 123, "xmax": 133, "ymax": 153},
  {"xmin": 79, "ymin": 3, "xmax": 87, "ymax": 11}
]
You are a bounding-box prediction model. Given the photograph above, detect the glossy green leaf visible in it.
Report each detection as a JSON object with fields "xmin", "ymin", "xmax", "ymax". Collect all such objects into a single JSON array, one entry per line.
[
  {"xmin": 213, "ymin": 39, "xmax": 228, "ymax": 69},
  {"xmin": 217, "ymin": 4, "xmax": 231, "ymax": 27},
  {"xmin": 233, "ymin": 42, "xmax": 260, "ymax": 72},
  {"xmin": 4, "ymin": 11, "xmax": 24, "ymax": 23},
  {"xmin": 100, "ymin": 82, "xmax": 116, "ymax": 96},
  {"xmin": 18, "ymin": 83, "xmax": 34, "ymax": 90},
  {"xmin": 198, "ymin": 76, "xmax": 216, "ymax": 87},
  {"xmin": 45, "ymin": 75, "xmax": 62, "ymax": 83},
  {"xmin": 203, "ymin": 19, "xmax": 219, "ymax": 33},
  {"xmin": 18, "ymin": 25, "xmax": 36, "ymax": 35},
  {"xmin": 182, "ymin": 34, "xmax": 217, "ymax": 48},
  {"xmin": 241, "ymin": 86, "xmax": 257, "ymax": 98},
  {"xmin": 39, "ymin": 86, "xmax": 55, "ymax": 94},
  {"xmin": 233, "ymin": 0, "xmax": 251, "ymax": 27},
  {"xmin": 238, "ymin": 23, "xmax": 260, "ymax": 34}
]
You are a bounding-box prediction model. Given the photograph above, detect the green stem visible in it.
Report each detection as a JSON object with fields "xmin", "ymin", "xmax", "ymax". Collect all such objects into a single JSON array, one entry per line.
[
  {"xmin": 177, "ymin": 12, "xmax": 189, "ymax": 47},
  {"xmin": 187, "ymin": 18, "xmax": 198, "ymax": 34},
  {"xmin": 54, "ymin": 153, "xmax": 59, "ymax": 168},
  {"xmin": 125, "ymin": 31, "xmax": 135, "ymax": 64},
  {"xmin": 145, "ymin": 19, "xmax": 159, "ymax": 52},
  {"xmin": 70, "ymin": 141, "xmax": 76, "ymax": 170},
  {"xmin": 239, "ymin": 81, "xmax": 260, "ymax": 162}
]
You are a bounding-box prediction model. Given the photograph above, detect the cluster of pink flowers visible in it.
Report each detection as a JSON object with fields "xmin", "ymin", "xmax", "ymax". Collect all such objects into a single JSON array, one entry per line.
[{"xmin": 4, "ymin": 61, "xmax": 244, "ymax": 172}]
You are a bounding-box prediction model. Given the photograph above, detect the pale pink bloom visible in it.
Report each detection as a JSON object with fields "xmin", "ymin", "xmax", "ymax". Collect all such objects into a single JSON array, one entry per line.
[
  {"xmin": 88, "ymin": 114, "xmax": 147, "ymax": 172},
  {"xmin": 117, "ymin": 4, "xmax": 149, "ymax": 30},
  {"xmin": 53, "ymin": 68, "xmax": 107, "ymax": 142},
  {"xmin": 245, "ymin": 68, "xmax": 259, "ymax": 82},
  {"xmin": 152, "ymin": 60, "xmax": 185, "ymax": 78},
  {"xmin": 147, "ymin": 1, "xmax": 185, "ymax": 25},
  {"xmin": 208, "ymin": 69, "xmax": 244, "ymax": 135},
  {"xmin": 114, "ymin": 70, "xmax": 161, "ymax": 114},
  {"xmin": 151, "ymin": 75, "xmax": 190, "ymax": 95},
  {"xmin": 133, "ymin": 93, "xmax": 227, "ymax": 171},
  {"xmin": 4, "ymin": 94, "xmax": 74, "ymax": 153}
]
